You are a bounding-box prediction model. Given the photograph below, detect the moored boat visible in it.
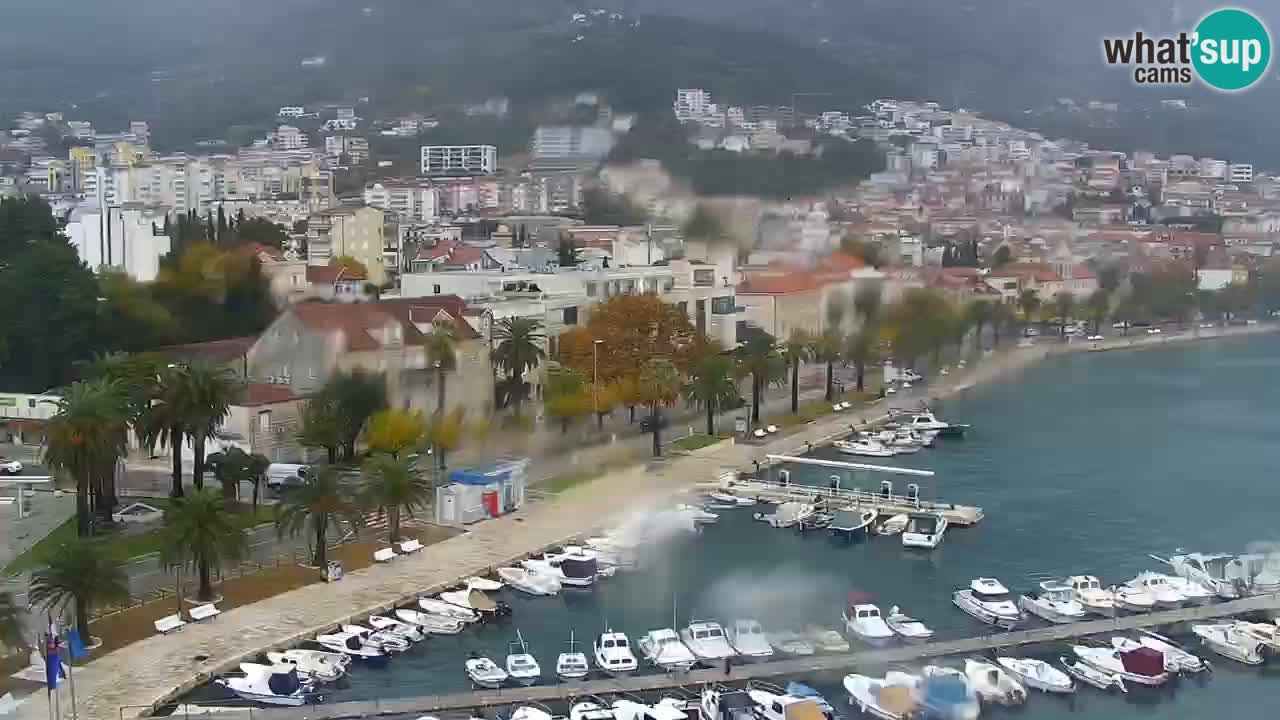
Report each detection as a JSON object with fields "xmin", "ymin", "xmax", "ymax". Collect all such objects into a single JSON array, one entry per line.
[
  {"xmin": 1126, "ymin": 572, "xmax": 1188, "ymax": 609},
  {"xmin": 726, "ymin": 618, "xmax": 774, "ymax": 660},
  {"xmin": 264, "ymin": 649, "xmax": 348, "ymax": 683},
  {"xmin": 681, "ymin": 621, "xmax": 737, "ymax": 665},
  {"xmin": 1110, "ymin": 584, "xmax": 1156, "ymax": 613},
  {"xmin": 996, "ymin": 656, "xmax": 1074, "ymax": 694},
  {"xmin": 1068, "ymin": 575, "xmax": 1117, "ymax": 617},
  {"xmin": 963, "ymin": 658, "xmax": 1026, "ymax": 706},
  {"xmin": 216, "ymin": 666, "xmax": 312, "ymax": 706},
  {"xmin": 366, "ymin": 615, "xmax": 425, "ymax": 643},
  {"xmin": 833, "ymin": 439, "xmax": 897, "ymax": 457},
  {"xmin": 885, "ymin": 606, "xmax": 933, "ymax": 641},
  {"xmin": 505, "ymin": 630, "xmax": 541, "ymax": 686},
  {"xmin": 829, "ymin": 507, "xmax": 877, "ymax": 540},
  {"xmin": 498, "ymin": 566, "xmax": 561, "ymax": 596},
  {"xmin": 340, "ymin": 623, "xmax": 410, "ymax": 653},
  {"xmin": 393, "ymin": 608, "xmax": 464, "ymax": 635},
  {"xmin": 1019, "ymin": 579, "xmax": 1087, "ymax": 624},
  {"xmin": 843, "ymin": 601, "xmax": 894, "ymax": 645},
  {"xmin": 556, "ymin": 630, "xmax": 590, "ymax": 681},
  {"xmin": 842, "ymin": 673, "xmax": 917, "ymax": 720},
  {"xmin": 876, "ymin": 514, "xmax": 909, "ymax": 536},
  {"xmin": 417, "ymin": 597, "xmax": 480, "ymax": 623},
  {"xmin": 768, "ymin": 630, "xmax": 815, "ymax": 656},
  {"xmin": 953, "ymin": 577, "xmax": 1022, "ymax": 629},
  {"xmin": 313, "ymin": 631, "xmax": 389, "ymax": 665},
  {"xmin": 1112, "ymin": 634, "xmax": 1207, "ymax": 674},
  {"xmin": 1072, "ymin": 645, "xmax": 1169, "ymax": 686},
  {"xmin": 1060, "ymin": 655, "xmax": 1126, "ymax": 693},
  {"xmin": 464, "ymin": 655, "xmax": 508, "ymax": 688},
  {"xmin": 804, "ymin": 626, "xmax": 850, "ymax": 653},
  {"xmin": 594, "ymin": 629, "xmax": 639, "ymax": 675},
  {"xmin": 1192, "ymin": 623, "xmax": 1267, "ymax": 665},
  {"xmin": 638, "ymin": 628, "xmax": 697, "ymax": 671},
  {"xmin": 901, "ymin": 512, "xmax": 947, "ymax": 550}
]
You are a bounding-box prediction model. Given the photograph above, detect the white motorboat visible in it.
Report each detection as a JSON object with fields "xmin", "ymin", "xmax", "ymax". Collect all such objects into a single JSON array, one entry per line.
[
  {"xmin": 842, "ymin": 673, "xmax": 917, "ymax": 720},
  {"xmin": 340, "ymin": 623, "xmax": 410, "ymax": 653},
  {"xmin": 1125, "ymin": 572, "xmax": 1187, "ymax": 609},
  {"xmin": 594, "ymin": 629, "xmax": 639, "ymax": 675},
  {"xmin": 1158, "ymin": 552, "xmax": 1244, "ymax": 599},
  {"xmin": 394, "ymin": 608, "xmax": 465, "ymax": 635},
  {"xmin": 1019, "ymin": 580, "xmax": 1087, "ymax": 624},
  {"xmin": 996, "ymin": 657, "xmax": 1074, "ymax": 694},
  {"xmin": 498, "ymin": 566, "xmax": 561, "ymax": 596},
  {"xmin": 1192, "ymin": 623, "xmax": 1267, "ymax": 664},
  {"xmin": 903, "ymin": 410, "xmax": 969, "ymax": 437},
  {"xmin": 523, "ymin": 555, "xmax": 596, "ymax": 588},
  {"xmin": 753, "ymin": 502, "xmax": 815, "ymax": 529},
  {"xmin": 1158, "ymin": 573, "xmax": 1215, "ymax": 605},
  {"xmin": 877, "ymin": 514, "xmax": 909, "ymax": 536},
  {"xmin": 833, "ymin": 439, "xmax": 897, "ymax": 457},
  {"xmin": 638, "ymin": 628, "xmax": 697, "ymax": 671},
  {"xmin": 829, "ymin": 507, "xmax": 877, "ymax": 540},
  {"xmin": 556, "ymin": 630, "xmax": 591, "ymax": 681},
  {"xmin": 439, "ymin": 587, "xmax": 509, "ymax": 618},
  {"xmin": 505, "ymin": 630, "xmax": 542, "ymax": 686},
  {"xmin": 465, "ymin": 576, "xmax": 504, "ymax": 592},
  {"xmin": 611, "ymin": 699, "xmax": 688, "ymax": 720},
  {"xmin": 1111, "ymin": 635, "xmax": 1206, "ymax": 674},
  {"xmin": 570, "ymin": 700, "xmax": 616, "ymax": 720},
  {"xmin": 843, "ymin": 603, "xmax": 894, "ymax": 645},
  {"xmin": 1110, "ymin": 584, "xmax": 1156, "ymax": 613},
  {"xmin": 464, "ymin": 655, "xmax": 508, "ymax": 688},
  {"xmin": 1233, "ymin": 620, "xmax": 1280, "ymax": 653},
  {"xmin": 314, "ymin": 632, "xmax": 389, "ymax": 664},
  {"xmin": 708, "ymin": 491, "xmax": 756, "ymax": 506},
  {"xmin": 264, "ymin": 650, "xmax": 348, "ymax": 683},
  {"xmin": 919, "ymin": 666, "xmax": 981, "ymax": 720},
  {"xmin": 804, "ymin": 626, "xmax": 850, "ymax": 653},
  {"xmin": 675, "ymin": 503, "xmax": 720, "ymax": 525},
  {"xmin": 1068, "ymin": 575, "xmax": 1117, "ymax": 617},
  {"xmin": 1059, "ymin": 656, "xmax": 1126, "ymax": 693},
  {"xmin": 725, "ymin": 618, "xmax": 773, "ymax": 660},
  {"xmin": 511, "ymin": 707, "xmax": 555, "ymax": 720},
  {"xmin": 548, "ymin": 545, "xmax": 619, "ymax": 577},
  {"xmin": 681, "ymin": 621, "xmax": 738, "ymax": 664},
  {"xmin": 1072, "ymin": 645, "xmax": 1169, "ymax": 686},
  {"xmin": 953, "ymin": 577, "xmax": 1022, "ymax": 629},
  {"xmin": 699, "ymin": 688, "xmax": 759, "ymax": 720},
  {"xmin": 418, "ymin": 597, "xmax": 480, "ymax": 622},
  {"xmin": 768, "ymin": 630, "xmax": 815, "ymax": 656},
  {"xmin": 216, "ymin": 666, "xmax": 311, "ymax": 706},
  {"xmin": 367, "ymin": 615, "xmax": 426, "ymax": 643},
  {"xmin": 963, "ymin": 658, "xmax": 1027, "ymax": 706},
  {"xmin": 885, "ymin": 606, "xmax": 933, "ymax": 640},
  {"xmin": 901, "ymin": 512, "xmax": 947, "ymax": 549}
]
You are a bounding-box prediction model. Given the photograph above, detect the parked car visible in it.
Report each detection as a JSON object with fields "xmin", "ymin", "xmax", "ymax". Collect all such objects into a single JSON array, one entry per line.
[
  {"xmin": 265, "ymin": 463, "xmax": 312, "ymax": 490},
  {"xmin": 1146, "ymin": 328, "xmax": 1162, "ymax": 335},
  {"xmin": 0, "ymin": 458, "xmax": 22, "ymax": 475}
]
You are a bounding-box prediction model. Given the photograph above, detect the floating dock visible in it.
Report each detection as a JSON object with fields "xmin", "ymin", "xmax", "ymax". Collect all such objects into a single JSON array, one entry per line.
[{"xmin": 234, "ymin": 593, "xmax": 1280, "ymax": 720}]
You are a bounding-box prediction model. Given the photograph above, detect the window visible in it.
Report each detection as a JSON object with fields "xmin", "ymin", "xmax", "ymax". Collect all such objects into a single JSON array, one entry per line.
[
  {"xmin": 258, "ymin": 410, "xmax": 271, "ymax": 432},
  {"xmin": 711, "ymin": 296, "xmax": 735, "ymax": 315},
  {"xmin": 433, "ymin": 284, "xmax": 441, "ymax": 294},
  {"xmin": 693, "ymin": 269, "xmax": 715, "ymax": 286},
  {"xmin": 677, "ymin": 301, "xmax": 688, "ymax": 315},
  {"xmin": 562, "ymin": 306, "xmax": 579, "ymax": 326}
]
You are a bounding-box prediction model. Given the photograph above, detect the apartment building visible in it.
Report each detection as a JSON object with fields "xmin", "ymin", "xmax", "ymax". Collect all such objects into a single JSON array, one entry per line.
[
  {"xmin": 420, "ymin": 145, "xmax": 497, "ymax": 176},
  {"xmin": 64, "ymin": 204, "xmax": 172, "ymax": 281},
  {"xmin": 305, "ymin": 206, "xmax": 388, "ymax": 284},
  {"xmin": 363, "ymin": 180, "xmax": 440, "ymax": 222}
]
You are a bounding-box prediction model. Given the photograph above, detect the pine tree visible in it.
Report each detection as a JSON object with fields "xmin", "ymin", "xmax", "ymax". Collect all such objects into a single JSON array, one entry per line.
[{"xmin": 216, "ymin": 205, "xmax": 228, "ymax": 245}]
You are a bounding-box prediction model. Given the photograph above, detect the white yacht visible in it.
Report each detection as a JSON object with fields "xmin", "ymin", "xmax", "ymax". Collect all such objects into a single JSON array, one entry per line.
[
  {"xmin": 1068, "ymin": 575, "xmax": 1116, "ymax": 617},
  {"xmin": 340, "ymin": 623, "xmax": 410, "ymax": 653},
  {"xmin": 1192, "ymin": 623, "xmax": 1267, "ymax": 664},
  {"xmin": 953, "ymin": 577, "xmax": 1022, "ymax": 629},
  {"xmin": 505, "ymin": 630, "xmax": 542, "ymax": 686},
  {"xmin": 216, "ymin": 666, "xmax": 311, "ymax": 706},
  {"xmin": 522, "ymin": 556, "xmax": 596, "ymax": 588},
  {"xmin": 1158, "ymin": 573, "xmax": 1215, "ymax": 605},
  {"xmin": 1110, "ymin": 584, "xmax": 1156, "ymax": 613},
  {"xmin": 393, "ymin": 608, "xmax": 464, "ymax": 635},
  {"xmin": 833, "ymin": 439, "xmax": 897, "ymax": 457},
  {"xmin": 464, "ymin": 656, "xmax": 508, "ymax": 688},
  {"xmin": 725, "ymin": 619, "xmax": 773, "ymax": 660},
  {"xmin": 1125, "ymin": 572, "xmax": 1187, "ymax": 609},
  {"xmin": 1111, "ymin": 634, "xmax": 1207, "ymax": 674},
  {"xmin": 498, "ymin": 566, "xmax": 561, "ymax": 596},
  {"xmin": 843, "ymin": 603, "xmax": 894, "ymax": 645},
  {"xmin": 264, "ymin": 650, "xmax": 348, "ymax": 683},
  {"xmin": 767, "ymin": 630, "xmax": 815, "ymax": 656},
  {"xmin": 901, "ymin": 512, "xmax": 947, "ymax": 549},
  {"xmin": 555, "ymin": 631, "xmax": 591, "ymax": 681},
  {"xmin": 366, "ymin": 615, "xmax": 426, "ymax": 643},
  {"xmin": 884, "ymin": 606, "xmax": 933, "ymax": 641},
  {"xmin": 681, "ymin": 621, "xmax": 738, "ymax": 664},
  {"xmin": 593, "ymin": 629, "xmax": 639, "ymax": 675},
  {"xmin": 638, "ymin": 628, "xmax": 697, "ymax": 671},
  {"xmin": 963, "ymin": 658, "xmax": 1027, "ymax": 706},
  {"xmin": 511, "ymin": 707, "xmax": 555, "ymax": 720},
  {"xmin": 996, "ymin": 657, "xmax": 1075, "ymax": 694},
  {"xmin": 1071, "ymin": 645, "xmax": 1169, "ymax": 686},
  {"xmin": 842, "ymin": 673, "xmax": 918, "ymax": 720},
  {"xmin": 611, "ymin": 699, "xmax": 688, "ymax": 720},
  {"xmin": 417, "ymin": 597, "xmax": 480, "ymax": 623},
  {"xmin": 1160, "ymin": 552, "xmax": 1243, "ymax": 599},
  {"xmin": 904, "ymin": 410, "xmax": 969, "ymax": 437},
  {"xmin": 1019, "ymin": 580, "xmax": 1087, "ymax": 624}
]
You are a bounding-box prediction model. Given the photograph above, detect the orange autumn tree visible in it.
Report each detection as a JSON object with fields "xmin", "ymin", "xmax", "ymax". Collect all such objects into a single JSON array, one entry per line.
[{"xmin": 558, "ymin": 295, "xmax": 709, "ymax": 391}]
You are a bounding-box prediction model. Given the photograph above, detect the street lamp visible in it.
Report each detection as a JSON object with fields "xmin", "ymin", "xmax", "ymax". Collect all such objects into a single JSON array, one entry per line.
[{"xmin": 592, "ymin": 339, "xmax": 604, "ymax": 429}]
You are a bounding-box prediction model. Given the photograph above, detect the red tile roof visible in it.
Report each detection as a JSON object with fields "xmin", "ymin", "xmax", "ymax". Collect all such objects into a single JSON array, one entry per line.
[
  {"xmin": 736, "ymin": 272, "xmax": 821, "ymax": 295},
  {"xmin": 374, "ymin": 296, "xmax": 482, "ymax": 339},
  {"xmin": 306, "ymin": 265, "xmax": 367, "ymax": 284},
  {"xmin": 237, "ymin": 383, "xmax": 297, "ymax": 406},
  {"xmin": 156, "ymin": 336, "xmax": 257, "ymax": 365},
  {"xmin": 440, "ymin": 245, "xmax": 486, "ymax": 267},
  {"xmin": 290, "ymin": 303, "xmax": 418, "ymax": 351}
]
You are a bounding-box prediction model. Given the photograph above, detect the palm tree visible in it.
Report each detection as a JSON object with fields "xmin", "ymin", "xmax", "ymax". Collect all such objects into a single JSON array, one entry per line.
[
  {"xmin": 683, "ymin": 354, "xmax": 741, "ymax": 436},
  {"xmin": 424, "ymin": 319, "xmax": 458, "ymax": 414},
  {"xmin": 177, "ymin": 364, "xmax": 236, "ymax": 496},
  {"xmin": 143, "ymin": 364, "xmax": 193, "ymax": 498},
  {"xmin": 275, "ymin": 466, "xmax": 362, "ymax": 567},
  {"xmin": 82, "ymin": 352, "xmax": 166, "ymax": 508},
  {"xmin": 0, "ymin": 591, "xmax": 26, "ymax": 651},
  {"xmin": 43, "ymin": 379, "xmax": 130, "ymax": 535},
  {"xmin": 160, "ymin": 490, "xmax": 248, "ymax": 602},
  {"xmin": 808, "ymin": 331, "xmax": 843, "ymax": 402},
  {"xmin": 639, "ymin": 359, "xmax": 682, "ymax": 457},
  {"xmin": 28, "ymin": 539, "xmax": 129, "ymax": 645},
  {"xmin": 781, "ymin": 330, "xmax": 811, "ymax": 413},
  {"xmin": 844, "ymin": 325, "xmax": 881, "ymax": 393},
  {"xmin": 1017, "ymin": 289, "xmax": 1041, "ymax": 335},
  {"xmin": 359, "ymin": 454, "xmax": 432, "ymax": 544},
  {"xmin": 207, "ymin": 447, "xmax": 270, "ymax": 511},
  {"xmin": 733, "ymin": 325, "xmax": 785, "ymax": 425},
  {"xmin": 492, "ymin": 317, "xmax": 547, "ymax": 413}
]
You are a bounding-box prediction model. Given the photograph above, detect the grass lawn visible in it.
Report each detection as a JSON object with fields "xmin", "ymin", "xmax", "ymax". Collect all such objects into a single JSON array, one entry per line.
[
  {"xmin": 670, "ymin": 434, "xmax": 730, "ymax": 452},
  {"xmin": 3, "ymin": 497, "xmax": 277, "ymax": 576}
]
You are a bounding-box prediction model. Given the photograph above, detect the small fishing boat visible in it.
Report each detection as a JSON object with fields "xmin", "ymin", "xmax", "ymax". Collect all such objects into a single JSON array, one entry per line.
[
  {"xmin": 753, "ymin": 502, "xmax": 815, "ymax": 529},
  {"xmin": 611, "ymin": 699, "xmax": 688, "ymax": 720},
  {"xmin": 842, "ymin": 673, "xmax": 917, "ymax": 720},
  {"xmin": 805, "ymin": 626, "xmax": 850, "ymax": 653},
  {"xmin": 768, "ymin": 630, "xmax": 816, "ymax": 656},
  {"xmin": 264, "ymin": 650, "xmax": 348, "ymax": 683},
  {"xmin": 417, "ymin": 597, "xmax": 480, "ymax": 623},
  {"xmin": 1019, "ymin": 579, "xmax": 1087, "ymax": 624},
  {"xmin": 1110, "ymin": 584, "xmax": 1156, "ymax": 613},
  {"xmin": 1068, "ymin": 575, "xmax": 1117, "ymax": 617},
  {"xmin": 466, "ymin": 576, "xmax": 504, "ymax": 592},
  {"xmin": 876, "ymin": 514, "xmax": 909, "ymax": 536},
  {"xmin": 498, "ymin": 566, "xmax": 562, "ymax": 596},
  {"xmin": 953, "ymin": 577, "xmax": 1022, "ymax": 629},
  {"xmin": 699, "ymin": 687, "xmax": 759, "ymax": 720},
  {"xmin": 843, "ymin": 601, "xmax": 894, "ymax": 645},
  {"xmin": 1192, "ymin": 623, "xmax": 1267, "ymax": 665},
  {"xmin": 833, "ymin": 439, "xmax": 897, "ymax": 457},
  {"xmin": 216, "ymin": 666, "xmax": 312, "ymax": 706},
  {"xmin": 681, "ymin": 621, "xmax": 738, "ymax": 664},
  {"xmin": 638, "ymin": 628, "xmax": 697, "ymax": 671},
  {"xmin": 902, "ymin": 410, "xmax": 969, "ymax": 437},
  {"xmin": 885, "ymin": 606, "xmax": 933, "ymax": 640},
  {"xmin": 439, "ymin": 587, "xmax": 511, "ymax": 618},
  {"xmin": 366, "ymin": 615, "xmax": 425, "ymax": 643},
  {"xmin": 505, "ymin": 630, "xmax": 541, "ymax": 686},
  {"xmin": 340, "ymin": 623, "xmax": 409, "ymax": 653},
  {"xmin": 464, "ymin": 655, "xmax": 508, "ymax": 688},
  {"xmin": 393, "ymin": 608, "xmax": 464, "ymax": 635},
  {"xmin": 594, "ymin": 629, "xmax": 639, "ymax": 675},
  {"xmin": 570, "ymin": 700, "xmax": 616, "ymax": 720},
  {"xmin": 708, "ymin": 492, "xmax": 756, "ymax": 506},
  {"xmin": 1072, "ymin": 645, "xmax": 1170, "ymax": 686},
  {"xmin": 1060, "ymin": 655, "xmax": 1126, "ymax": 693},
  {"xmin": 963, "ymin": 658, "xmax": 1027, "ymax": 706},
  {"xmin": 996, "ymin": 656, "xmax": 1075, "ymax": 694},
  {"xmin": 829, "ymin": 507, "xmax": 877, "ymax": 540},
  {"xmin": 555, "ymin": 630, "xmax": 590, "ymax": 681},
  {"xmin": 1111, "ymin": 635, "xmax": 1206, "ymax": 674},
  {"xmin": 726, "ymin": 618, "xmax": 774, "ymax": 660},
  {"xmin": 313, "ymin": 632, "xmax": 389, "ymax": 665},
  {"xmin": 901, "ymin": 512, "xmax": 947, "ymax": 550},
  {"xmin": 1125, "ymin": 572, "xmax": 1188, "ymax": 609}
]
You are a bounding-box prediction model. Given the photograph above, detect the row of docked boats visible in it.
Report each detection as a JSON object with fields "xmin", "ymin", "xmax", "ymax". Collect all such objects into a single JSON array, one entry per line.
[
  {"xmin": 833, "ymin": 409, "xmax": 969, "ymax": 459},
  {"xmin": 743, "ymin": 491, "xmax": 948, "ymax": 550}
]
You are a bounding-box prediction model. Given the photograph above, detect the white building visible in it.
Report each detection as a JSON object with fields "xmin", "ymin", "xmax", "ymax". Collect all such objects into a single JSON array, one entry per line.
[
  {"xmin": 1229, "ymin": 163, "xmax": 1254, "ymax": 184},
  {"xmin": 420, "ymin": 145, "xmax": 497, "ymax": 176},
  {"xmin": 65, "ymin": 204, "xmax": 172, "ymax": 282},
  {"xmin": 274, "ymin": 125, "xmax": 308, "ymax": 150},
  {"xmin": 363, "ymin": 181, "xmax": 440, "ymax": 222},
  {"xmin": 530, "ymin": 126, "xmax": 615, "ymax": 162},
  {"xmin": 674, "ymin": 89, "xmax": 712, "ymax": 122},
  {"xmin": 278, "ymin": 106, "xmax": 306, "ymax": 117}
]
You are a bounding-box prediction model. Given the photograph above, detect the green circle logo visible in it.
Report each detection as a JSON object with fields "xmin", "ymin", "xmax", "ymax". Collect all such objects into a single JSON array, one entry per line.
[{"xmin": 1192, "ymin": 8, "xmax": 1271, "ymax": 91}]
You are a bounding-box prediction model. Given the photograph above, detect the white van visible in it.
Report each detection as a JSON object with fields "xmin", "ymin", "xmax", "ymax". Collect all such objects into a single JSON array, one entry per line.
[{"xmin": 266, "ymin": 463, "xmax": 312, "ymax": 490}]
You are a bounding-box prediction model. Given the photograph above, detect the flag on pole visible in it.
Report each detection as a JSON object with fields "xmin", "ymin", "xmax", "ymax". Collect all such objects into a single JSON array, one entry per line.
[
  {"xmin": 44, "ymin": 633, "xmax": 61, "ymax": 692},
  {"xmin": 68, "ymin": 628, "xmax": 88, "ymax": 660}
]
